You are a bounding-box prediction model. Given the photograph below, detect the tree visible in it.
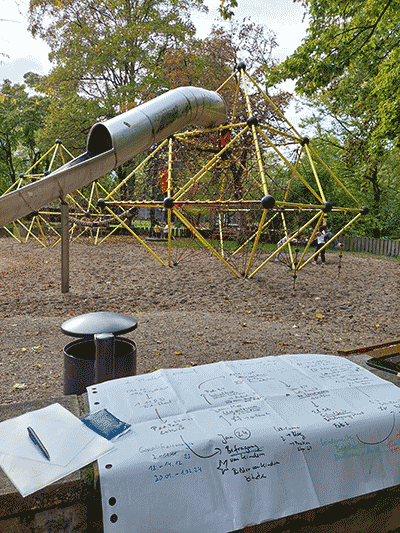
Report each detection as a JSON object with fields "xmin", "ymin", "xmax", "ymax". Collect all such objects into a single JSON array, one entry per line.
[
  {"xmin": 163, "ymin": 19, "xmax": 279, "ymax": 90},
  {"xmin": 28, "ymin": 0, "xmax": 210, "ymax": 197},
  {"xmin": 28, "ymin": 0, "xmax": 207, "ymax": 150},
  {"xmin": 162, "ymin": 19, "xmax": 291, "ymax": 126},
  {"xmin": 154, "ymin": 22, "xmax": 293, "ymax": 234},
  {"xmin": 0, "ymin": 76, "xmax": 49, "ymax": 192},
  {"xmin": 267, "ymin": 0, "xmax": 400, "ymax": 148},
  {"xmin": 264, "ymin": 0, "xmax": 400, "ymax": 236}
]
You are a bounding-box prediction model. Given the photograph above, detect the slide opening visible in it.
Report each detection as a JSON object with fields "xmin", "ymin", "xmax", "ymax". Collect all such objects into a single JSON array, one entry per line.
[{"xmin": 87, "ymin": 124, "xmax": 113, "ymax": 156}]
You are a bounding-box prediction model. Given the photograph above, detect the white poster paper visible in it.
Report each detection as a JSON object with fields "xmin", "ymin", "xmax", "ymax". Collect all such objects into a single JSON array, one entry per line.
[{"xmin": 87, "ymin": 354, "xmax": 400, "ymax": 533}]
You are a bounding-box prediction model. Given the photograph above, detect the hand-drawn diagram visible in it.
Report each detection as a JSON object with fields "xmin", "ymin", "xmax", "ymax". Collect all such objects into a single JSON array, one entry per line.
[{"xmin": 87, "ymin": 355, "xmax": 400, "ymax": 533}]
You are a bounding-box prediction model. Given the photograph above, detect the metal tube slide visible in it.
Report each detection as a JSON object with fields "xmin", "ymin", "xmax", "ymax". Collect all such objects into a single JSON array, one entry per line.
[{"xmin": 0, "ymin": 87, "xmax": 226, "ymax": 227}]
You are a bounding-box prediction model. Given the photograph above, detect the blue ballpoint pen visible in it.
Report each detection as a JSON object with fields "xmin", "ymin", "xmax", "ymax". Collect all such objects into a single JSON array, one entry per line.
[{"xmin": 27, "ymin": 426, "xmax": 51, "ymax": 461}]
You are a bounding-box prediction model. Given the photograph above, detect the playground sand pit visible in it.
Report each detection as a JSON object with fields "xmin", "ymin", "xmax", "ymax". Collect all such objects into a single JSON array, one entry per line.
[{"xmin": 0, "ymin": 236, "xmax": 399, "ymax": 405}]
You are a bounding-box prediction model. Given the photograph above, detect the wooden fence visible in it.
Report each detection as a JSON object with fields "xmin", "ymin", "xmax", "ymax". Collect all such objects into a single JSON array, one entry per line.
[{"xmin": 341, "ymin": 235, "xmax": 400, "ymax": 257}]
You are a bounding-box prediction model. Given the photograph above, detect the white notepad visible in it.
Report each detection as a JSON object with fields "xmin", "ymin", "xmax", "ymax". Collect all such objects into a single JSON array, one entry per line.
[{"xmin": 0, "ymin": 403, "xmax": 114, "ymax": 497}]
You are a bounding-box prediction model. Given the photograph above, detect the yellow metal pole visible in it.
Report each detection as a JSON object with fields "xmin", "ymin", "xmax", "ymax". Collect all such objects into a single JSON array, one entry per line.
[
  {"xmin": 66, "ymin": 227, "xmax": 87, "ymax": 245},
  {"xmin": 231, "ymin": 211, "xmax": 279, "ymax": 258},
  {"xmin": 218, "ymin": 211, "xmax": 224, "ymax": 258},
  {"xmin": 37, "ymin": 213, "xmax": 62, "ymax": 246},
  {"xmin": 241, "ymin": 70, "xmax": 254, "ymax": 118},
  {"xmin": 106, "ymin": 138, "xmax": 170, "ymax": 200},
  {"xmin": 13, "ymin": 220, "xmax": 24, "ymax": 242},
  {"xmin": 3, "ymin": 225, "xmax": 21, "ymax": 242},
  {"xmin": 174, "ymin": 126, "xmax": 249, "ymax": 201},
  {"xmin": 244, "ymin": 70, "xmax": 303, "ymax": 138},
  {"xmin": 248, "ymin": 211, "xmax": 323, "ymax": 278},
  {"xmin": 217, "ymin": 71, "xmax": 238, "ymax": 92},
  {"xmin": 231, "ymin": 70, "xmax": 242, "ymax": 124},
  {"xmin": 25, "ymin": 218, "xmax": 35, "ymax": 242},
  {"xmin": 96, "ymin": 180, "xmax": 111, "ymax": 196},
  {"xmin": 167, "ymin": 137, "xmax": 174, "ymax": 266},
  {"xmin": 244, "ymin": 209, "xmax": 268, "ymax": 277},
  {"xmin": 282, "ymin": 146, "xmax": 304, "ymax": 203},
  {"xmin": 36, "ymin": 217, "xmax": 49, "ymax": 247},
  {"xmin": 257, "ymin": 123, "xmax": 299, "ymax": 143},
  {"xmin": 48, "ymin": 143, "xmax": 60, "ymax": 171},
  {"xmin": 304, "ymin": 144, "xmax": 326, "ymax": 203},
  {"xmin": 102, "ymin": 206, "xmax": 167, "ymax": 266},
  {"xmin": 242, "ymin": 86, "xmax": 269, "ymax": 194},
  {"xmin": 174, "ymin": 124, "xmax": 228, "ymax": 140},
  {"xmin": 257, "ymin": 127, "xmax": 323, "ymax": 203},
  {"xmin": 88, "ymin": 182, "xmax": 96, "ymax": 211},
  {"xmin": 173, "ymin": 207, "xmax": 241, "ymax": 278},
  {"xmin": 23, "ymin": 144, "xmax": 58, "ymax": 175},
  {"xmin": 280, "ymin": 211, "xmax": 296, "ymax": 268},
  {"xmin": 18, "ymin": 219, "xmax": 47, "ymax": 247},
  {"xmin": 39, "ymin": 213, "xmax": 60, "ymax": 237},
  {"xmin": 88, "ymin": 224, "xmax": 95, "ymax": 245},
  {"xmin": 307, "ymin": 144, "xmax": 362, "ymax": 208},
  {"xmin": 167, "ymin": 136, "xmax": 173, "ymax": 197},
  {"xmin": 60, "ymin": 144, "xmax": 75, "ymax": 160},
  {"xmin": 297, "ymin": 213, "xmax": 362, "ymax": 271},
  {"xmin": 218, "ymin": 174, "xmax": 227, "ymax": 199},
  {"xmin": 59, "ymin": 143, "xmax": 66, "ymax": 166},
  {"xmin": 71, "ymin": 189, "xmax": 89, "ymax": 209},
  {"xmin": 295, "ymin": 212, "xmax": 324, "ymax": 270},
  {"xmin": 52, "ymin": 224, "xmax": 75, "ymax": 248},
  {"xmin": 240, "ymin": 73, "xmax": 270, "ymax": 202},
  {"xmin": 1, "ymin": 178, "xmax": 23, "ymax": 195},
  {"xmin": 96, "ymin": 225, "xmax": 119, "ymax": 244},
  {"xmin": 167, "ymin": 208, "xmax": 172, "ymax": 266},
  {"xmin": 15, "ymin": 177, "xmax": 26, "ymax": 190},
  {"xmin": 94, "ymin": 225, "xmax": 100, "ymax": 246}
]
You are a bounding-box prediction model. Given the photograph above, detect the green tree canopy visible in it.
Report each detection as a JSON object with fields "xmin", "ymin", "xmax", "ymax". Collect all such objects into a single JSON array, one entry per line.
[
  {"xmin": 163, "ymin": 20, "xmax": 290, "ymax": 112},
  {"xmin": 28, "ymin": 2, "xmax": 290, "ymax": 199},
  {"xmin": 267, "ymin": 0, "xmax": 400, "ymax": 149},
  {"xmin": 0, "ymin": 76, "xmax": 49, "ymax": 191},
  {"xmin": 29, "ymin": 0, "xmax": 207, "ymax": 151},
  {"xmin": 262, "ymin": 0, "xmax": 400, "ymax": 237}
]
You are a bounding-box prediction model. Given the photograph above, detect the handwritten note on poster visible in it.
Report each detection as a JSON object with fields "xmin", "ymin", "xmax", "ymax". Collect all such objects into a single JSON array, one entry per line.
[{"xmin": 87, "ymin": 354, "xmax": 400, "ymax": 533}]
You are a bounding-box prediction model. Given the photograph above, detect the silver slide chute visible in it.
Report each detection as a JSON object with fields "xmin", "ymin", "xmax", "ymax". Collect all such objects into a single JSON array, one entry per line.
[{"xmin": 0, "ymin": 87, "xmax": 226, "ymax": 227}]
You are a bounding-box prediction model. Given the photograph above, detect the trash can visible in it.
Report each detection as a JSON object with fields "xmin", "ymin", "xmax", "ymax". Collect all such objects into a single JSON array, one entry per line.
[{"xmin": 62, "ymin": 311, "xmax": 137, "ymax": 395}]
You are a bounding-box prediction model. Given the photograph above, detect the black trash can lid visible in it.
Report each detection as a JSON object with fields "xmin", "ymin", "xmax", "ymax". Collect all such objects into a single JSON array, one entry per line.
[{"xmin": 61, "ymin": 311, "xmax": 137, "ymax": 338}]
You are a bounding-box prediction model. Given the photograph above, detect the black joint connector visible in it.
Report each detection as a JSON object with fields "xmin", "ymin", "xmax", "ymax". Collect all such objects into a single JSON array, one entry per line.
[
  {"xmin": 247, "ymin": 116, "xmax": 258, "ymax": 127},
  {"xmin": 44, "ymin": 171, "xmax": 51, "ymax": 176},
  {"xmin": 32, "ymin": 211, "xmax": 39, "ymax": 217},
  {"xmin": 55, "ymin": 139, "xmax": 62, "ymax": 145},
  {"xmin": 361, "ymin": 206, "xmax": 369, "ymax": 215},
  {"xmin": 323, "ymin": 201, "xmax": 332, "ymax": 213},
  {"xmin": 301, "ymin": 137, "xmax": 310, "ymax": 146},
  {"xmin": 163, "ymin": 197, "xmax": 174, "ymax": 209},
  {"xmin": 237, "ymin": 62, "xmax": 246, "ymax": 71},
  {"xmin": 261, "ymin": 195, "xmax": 275, "ymax": 209},
  {"xmin": 19, "ymin": 173, "xmax": 25, "ymax": 179},
  {"xmin": 96, "ymin": 199, "xmax": 106, "ymax": 210}
]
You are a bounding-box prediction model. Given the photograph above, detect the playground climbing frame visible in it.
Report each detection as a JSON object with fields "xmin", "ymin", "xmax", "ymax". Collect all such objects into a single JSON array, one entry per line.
[
  {"xmin": 91, "ymin": 65, "xmax": 366, "ymax": 277},
  {"xmin": 1, "ymin": 66, "xmax": 367, "ymax": 279}
]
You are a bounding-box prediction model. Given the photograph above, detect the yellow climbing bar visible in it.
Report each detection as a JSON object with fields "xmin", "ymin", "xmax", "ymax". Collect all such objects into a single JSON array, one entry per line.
[{"xmin": 172, "ymin": 207, "xmax": 241, "ymax": 278}]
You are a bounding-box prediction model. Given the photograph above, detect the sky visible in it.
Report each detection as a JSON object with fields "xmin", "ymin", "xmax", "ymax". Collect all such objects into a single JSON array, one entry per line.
[
  {"xmin": 0, "ymin": 0, "xmax": 309, "ymax": 122},
  {"xmin": 195, "ymin": 0, "xmax": 307, "ymax": 63}
]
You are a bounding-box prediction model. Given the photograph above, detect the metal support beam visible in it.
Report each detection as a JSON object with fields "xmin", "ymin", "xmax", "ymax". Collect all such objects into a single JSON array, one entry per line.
[{"xmin": 61, "ymin": 200, "xmax": 69, "ymax": 293}]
